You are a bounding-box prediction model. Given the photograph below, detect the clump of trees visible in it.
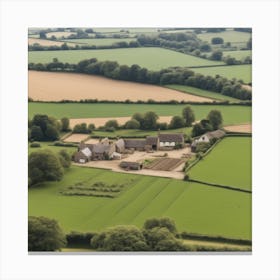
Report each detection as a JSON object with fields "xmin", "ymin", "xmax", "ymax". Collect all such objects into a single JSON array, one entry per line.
[
  {"xmin": 28, "ymin": 58, "xmax": 251, "ymax": 100},
  {"xmin": 28, "ymin": 149, "xmax": 71, "ymax": 186},
  {"xmin": 73, "ymin": 122, "xmax": 95, "ymax": 134},
  {"xmin": 28, "ymin": 216, "xmax": 66, "ymax": 251},
  {"xmin": 211, "ymin": 37, "xmax": 224, "ymax": 44}
]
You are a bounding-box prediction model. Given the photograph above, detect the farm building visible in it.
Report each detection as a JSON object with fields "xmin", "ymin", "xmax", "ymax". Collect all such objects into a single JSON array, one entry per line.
[
  {"xmin": 115, "ymin": 139, "xmax": 125, "ymax": 153},
  {"xmin": 74, "ymin": 147, "xmax": 92, "ymax": 163},
  {"xmin": 120, "ymin": 161, "xmax": 143, "ymax": 170},
  {"xmin": 158, "ymin": 133, "xmax": 184, "ymax": 148},
  {"xmin": 124, "ymin": 139, "xmax": 146, "ymax": 151},
  {"xmin": 146, "ymin": 136, "xmax": 159, "ymax": 150}
]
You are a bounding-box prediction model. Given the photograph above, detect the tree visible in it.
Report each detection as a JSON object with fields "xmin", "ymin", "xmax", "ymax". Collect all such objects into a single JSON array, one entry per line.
[
  {"xmin": 87, "ymin": 123, "xmax": 95, "ymax": 132},
  {"xmin": 28, "ymin": 150, "xmax": 64, "ymax": 185},
  {"xmin": 191, "ymin": 123, "xmax": 205, "ymax": 137},
  {"xmin": 104, "ymin": 119, "xmax": 119, "ymax": 129},
  {"xmin": 39, "ymin": 31, "xmax": 47, "ymax": 39},
  {"xmin": 44, "ymin": 124, "xmax": 59, "ymax": 141},
  {"xmin": 182, "ymin": 106, "xmax": 195, "ymax": 127},
  {"xmin": 143, "ymin": 217, "xmax": 177, "ymax": 234},
  {"xmin": 211, "ymin": 50, "xmax": 223, "ymax": 61},
  {"xmin": 169, "ymin": 116, "xmax": 186, "ymax": 129},
  {"xmin": 30, "ymin": 125, "xmax": 44, "ymax": 141},
  {"xmin": 58, "ymin": 149, "xmax": 71, "ymax": 168},
  {"xmin": 142, "ymin": 111, "xmax": 159, "ymax": 130},
  {"xmin": 61, "ymin": 117, "xmax": 70, "ymax": 132},
  {"xmin": 124, "ymin": 119, "xmax": 140, "ymax": 129},
  {"xmin": 207, "ymin": 110, "xmax": 223, "ymax": 130},
  {"xmin": 92, "ymin": 225, "xmax": 148, "ymax": 251},
  {"xmin": 211, "ymin": 37, "xmax": 224, "ymax": 44},
  {"xmin": 28, "ymin": 216, "xmax": 66, "ymax": 251}
]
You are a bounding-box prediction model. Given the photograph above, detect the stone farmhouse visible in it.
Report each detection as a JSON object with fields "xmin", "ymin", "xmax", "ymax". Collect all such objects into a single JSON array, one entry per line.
[{"xmin": 73, "ymin": 133, "xmax": 185, "ymax": 163}]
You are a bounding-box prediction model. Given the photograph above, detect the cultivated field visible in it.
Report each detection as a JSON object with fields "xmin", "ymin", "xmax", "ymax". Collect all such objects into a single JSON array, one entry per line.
[
  {"xmin": 224, "ymin": 123, "xmax": 252, "ymax": 133},
  {"xmin": 46, "ymin": 31, "xmax": 76, "ymax": 38},
  {"xmin": 28, "ymin": 38, "xmax": 76, "ymax": 47},
  {"xmin": 29, "ymin": 71, "xmax": 212, "ymax": 102},
  {"xmin": 165, "ymin": 84, "xmax": 240, "ymax": 102},
  {"xmin": 28, "ymin": 103, "xmax": 252, "ymax": 126},
  {"xmin": 189, "ymin": 137, "xmax": 252, "ymax": 190},
  {"xmin": 28, "ymin": 166, "xmax": 251, "ymax": 239},
  {"xmin": 194, "ymin": 64, "xmax": 252, "ymax": 83},
  {"xmin": 28, "ymin": 47, "xmax": 225, "ymax": 69},
  {"xmin": 146, "ymin": 158, "xmax": 185, "ymax": 171},
  {"xmin": 197, "ymin": 30, "xmax": 251, "ymax": 44},
  {"xmin": 61, "ymin": 38, "xmax": 136, "ymax": 46},
  {"xmin": 63, "ymin": 133, "xmax": 90, "ymax": 143}
]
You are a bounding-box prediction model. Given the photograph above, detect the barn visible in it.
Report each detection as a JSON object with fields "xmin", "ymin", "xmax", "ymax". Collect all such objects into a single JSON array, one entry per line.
[
  {"xmin": 158, "ymin": 133, "xmax": 184, "ymax": 148},
  {"xmin": 119, "ymin": 161, "xmax": 143, "ymax": 170}
]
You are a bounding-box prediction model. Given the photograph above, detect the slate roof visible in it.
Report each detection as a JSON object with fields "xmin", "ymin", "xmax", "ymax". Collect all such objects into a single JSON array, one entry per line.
[
  {"xmin": 158, "ymin": 133, "xmax": 184, "ymax": 143},
  {"xmin": 115, "ymin": 139, "xmax": 125, "ymax": 149},
  {"xmin": 92, "ymin": 143, "xmax": 112, "ymax": 153},
  {"xmin": 205, "ymin": 129, "xmax": 225, "ymax": 139},
  {"xmin": 146, "ymin": 136, "xmax": 159, "ymax": 145},
  {"xmin": 124, "ymin": 139, "xmax": 146, "ymax": 149},
  {"xmin": 81, "ymin": 147, "xmax": 92, "ymax": 157}
]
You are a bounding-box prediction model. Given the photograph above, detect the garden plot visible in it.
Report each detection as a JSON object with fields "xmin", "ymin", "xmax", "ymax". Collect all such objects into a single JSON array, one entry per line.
[{"xmin": 146, "ymin": 158, "xmax": 185, "ymax": 171}]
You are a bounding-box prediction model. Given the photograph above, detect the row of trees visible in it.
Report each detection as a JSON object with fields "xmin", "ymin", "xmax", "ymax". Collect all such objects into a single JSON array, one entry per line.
[
  {"xmin": 28, "ymin": 115, "xmax": 70, "ymax": 141},
  {"xmin": 28, "ymin": 216, "xmax": 190, "ymax": 252},
  {"xmin": 28, "ymin": 149, "xmax": 71, "ymax": 186},
  {"xmin": 29, "ymin": 58, "xmax": 252, "ymax": 100}
]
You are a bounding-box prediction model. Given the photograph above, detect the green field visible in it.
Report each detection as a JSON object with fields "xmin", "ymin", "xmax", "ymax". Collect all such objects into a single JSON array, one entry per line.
[
  {"xmin": 28, "ymin": 103, "xmax": 251, "ymax": 126},
  {"xmin": 198, "ymin": 30, "xmax": 251, "ymax": 44},
  {"xmin": 28, "ymin": 166, "xmax": 251, "ymax": 239},
  {"xmin": 28, "ymin": 142, "xmax": 77, "ymax": 155},
  {"xmin": 28, "ymin": 47, "xmax": 225, "ymax": 70},
  {"xmin": 61, "ymin": 38, "xmax": 136, "ymax": 46},
  {"xmin": 165, "ymin": 85, "xmax": 240, "ymax": 102},
  {"xmin": 194, "ymin": 64, "xmax": 252, "ymax": 83},
  {"xmin": 223, "ymin": 50, "xmax": 252, "ymax": 60},
  {"xmin": 189, "ymin": 137, "xmax": 251, "ymax": 190}
]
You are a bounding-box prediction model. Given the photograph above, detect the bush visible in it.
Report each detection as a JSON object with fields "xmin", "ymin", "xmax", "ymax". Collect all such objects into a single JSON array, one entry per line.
[
  {"xmin": 105, "ymin": 119, "xmax": 119, "ymax": 129},
  {"xmin": 124, "ymin": 119, "xmax": 140, "ymax": 129},
  {"xmin": 195, "ymin": 142, "xmax": 210, "ymax": 153},
  {"xmin": 143, "ymin": 217, "xmax": 177, "ymax": 234},
  {"xmin": 184, "ymin": 174, "xmax": 190, "ymax": 181},
  {"xmin": 30, "ymin": 142, "xmax": 41, "ymax": 148}
]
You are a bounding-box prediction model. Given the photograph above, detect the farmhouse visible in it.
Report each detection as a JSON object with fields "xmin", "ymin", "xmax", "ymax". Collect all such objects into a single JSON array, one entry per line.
[
  {"xmin": 120, "ymin": 161, "xmax": 143, "ymax": 170},
  {"xmin": 158, "ymin": 133, "xmax": 184, "ymax": 148},
  {"xmin": 74, "ymin": 147, "xmax": 92, "ymax": 163}
]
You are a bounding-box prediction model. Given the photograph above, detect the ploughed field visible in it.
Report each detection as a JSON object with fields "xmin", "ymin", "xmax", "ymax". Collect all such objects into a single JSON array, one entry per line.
[
  {"xmin": 146, "ymin": 158, "xmax": 185, "ymax": 171},
  {"xmin": 28, "ymin": 102, "xmax": 252, "ymax": 126},
  {"xmin": 28, "ymin": 166, "xmax": 251, "ymax": 239},
  {"xmin": 29, "ymin": 71, "xmax": 212, "ymax": 102},
  {"xmin": 28, "ymin": 38, "xmax": 79, "ymax": 47},
  {"xmin": 28, "ymin": 47, "xmax": 225, "ymax": 70},
  {"xmin": 189, "ymin": 137, "xmax": 252, "ymax": 191}
]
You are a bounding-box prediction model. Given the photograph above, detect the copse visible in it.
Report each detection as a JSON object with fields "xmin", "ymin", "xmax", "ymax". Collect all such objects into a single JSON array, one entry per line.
[
  {"xmin": 182, "ymin": 106, "xmax": 195, "ymax": 127},
  {"xmin": 211, "ymin": 37, "xmax": 224, "ymax": 44},
  {"xmin": 207, "ymin": 110, "xmax": 223, "ymax": 130},
  {"xmin": 28, "ymin": 216, "xmax": 66, "ymax": 251},
  {"xmin": 168, "ymin": 116, "xmax": 186, "ymax": 129}
]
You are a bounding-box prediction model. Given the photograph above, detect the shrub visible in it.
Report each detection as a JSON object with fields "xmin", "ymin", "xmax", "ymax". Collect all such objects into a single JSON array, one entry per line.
[
  {"xmin": 30, "ymin": 142, "xmax": 41, "ymax": 148},
  {"xmin": 143, "ymin": 217, "xmax": 177, "ymax": 234},
  {"xmin": 104, "ymin": 119, "xmax": 119, "ymax": 129},
  {"xmin": 184, "ymin": 174, "xmax": 190, "ymax": 181},
  {"xmin": 124, "ymin": 119, "xmax": 140, "ymax": 129}
]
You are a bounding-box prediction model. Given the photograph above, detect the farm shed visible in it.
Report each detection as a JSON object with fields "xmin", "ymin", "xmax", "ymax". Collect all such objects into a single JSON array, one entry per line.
[
  {"xmin": 112, "ymin": 152, "xmax": 122, "ymax": 160},
  {"xmin": 74, "ymin": 147, "xmax": 92, "ymax": 163},
  {"xmin": 197, "ymin": 129, "xmax": 226, "ymax": 143},
  {"xmin": 124, "ymin": 139, "xmax": 146, "ymax": 151},
  {"xmin": 115, "ymin": 139, "xmax": 125, "ymax": 153},
  {"xmin": 146, "ymin": 136, "xmax": 159, "ymax": 150},
  {"xmin": 158, "ymin": 133, "xmax": 184, "ymax": 148},
  {"xmin": 120, "ymin": 161, "xmax": 143, "ymax": 170}
]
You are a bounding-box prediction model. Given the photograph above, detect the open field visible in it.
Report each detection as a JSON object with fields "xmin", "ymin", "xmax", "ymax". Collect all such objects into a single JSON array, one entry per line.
[
  {"xmin": 28, "ymin": 71, "xmax": 212, "ymax": 102},
  {"xmin": 165, "ymin": 84, "xmax": 240, "ymax": 102},
  {"xmin": 194, "ymin": 64, "xmax": 252, "ymax": 83},
  {"xmin": 198, "ymin": 30, "xmax": 251, "ymax": 44},
  {"xmin": 224, "ymin": 123, "xmax": 252, "ymax": 133},
  {"xmin": 61, "ymin": 38, "xmax": 136, "ymax": 45},
  {"xmin": 69, "ymin": 116, "xmax": 174, "ymax": 129},
  {"xmin": 28, "ymin": 142, "xmax": 77, "ymax": 155},
  {"xmin": 63, "ymin": 133, "xmax": 90, "ymax": 143},
  {"xmin": 28, "ymin": 166, "xmax": 251, "ymax": 239},
  {"xmin": 28, "ymin": 47, "xmax": 225, "ymax": 69},
  {"xmin": 28, "ymin": 38, "xmax": 78, "ymax": 47},
  {"xmin": 29, "ymin": 103, "xmax": 252, "ymax": 126},
  {"xmin": 46, "ymin": 31, "xmax": 76, "ymax": 38},
  {"xmin": 223, "ymin": 50, "xmax": 252, "ymax": 60},
  {"xmin": 189, "ymin": 137, "xmax": 251, "ymax": 190}
]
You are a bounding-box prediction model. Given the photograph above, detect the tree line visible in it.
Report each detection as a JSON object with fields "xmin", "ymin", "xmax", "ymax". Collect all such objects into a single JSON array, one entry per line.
[{"xmin": 28, "ymin": 58, "xmax": 252, "ymax": 100}]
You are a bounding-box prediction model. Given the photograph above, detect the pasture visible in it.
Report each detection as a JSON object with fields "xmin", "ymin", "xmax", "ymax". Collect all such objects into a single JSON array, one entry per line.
[
  {"xmin": 223, "ymin": 50, "xmax": 252, "ymax": 60},
  {"xmin": 28, "ymin": 103, "xmax": 252, "ymax": 126},
  {"xmin": 28, "ymin": 47, "xmax": 225, "ymax": 70},
  {"xmin": 194, "ymin": 64, "xmax": 252, "ymax": 83},
  {"xmin": 197, "ymin": 30, "xmax": 251, "ymax": 44},
  {"xmin": 165, "ymin": 84, "xmax": 240, "ymax": 102},
  {"xmin": 28, "ymin": 38, "xmax": 78, "ymax": 47},
  {"xmin": 28, "ymin": 71, "xmax": 211, "ymax": 102},
  {"xmin": 189, "ymin": 137, "xmax": 252, "ymax": 191},
  {"xmin": 28, "ymin": 142, "xmax": 77, "ymax": 155},
  {"xmin": 28, "ymin": 166, "xmax": 251, "ymax": 239}
]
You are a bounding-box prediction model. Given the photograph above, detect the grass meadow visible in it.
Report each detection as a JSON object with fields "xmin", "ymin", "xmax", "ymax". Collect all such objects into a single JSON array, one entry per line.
[
  {"xmin": 189, "ymin": 137, "xmax": 252, "ymax": 191},
  {"xmin": 28, "ymin": 166, "xmax": 251, "ymax": 239},
  {"xmin": 223, "ymin": 50, "xmax": 252, "ymax": 60},
  {"xmin": 28, "ymin": 47, "xmax": 225, "ymax": 70},
  {"xmin": 28, "ymin": 103, "xmax": 251, "ymax": 126},
  {"xmin": 165, "ymin": 84, "xmax": 240, "ymax": 102},
  {"xmin": 194, "ymin": 64, "xmax": 252, "ymax": 83}
]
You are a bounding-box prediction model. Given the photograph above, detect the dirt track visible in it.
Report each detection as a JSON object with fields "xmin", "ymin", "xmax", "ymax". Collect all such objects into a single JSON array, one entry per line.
[
  {"xmin": 69, "ymin": 116, "xmax": 174, "ymax": 129},
  {"xmin": 28, "ymin": 71, "xmax": 213, "ymax": 102}
]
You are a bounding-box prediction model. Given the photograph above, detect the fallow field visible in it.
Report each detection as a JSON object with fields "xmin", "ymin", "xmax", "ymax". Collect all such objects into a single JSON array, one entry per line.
[
  {"xmin": 189, "ymin": 137, "xmax": 252, "ymax": 191},
  {"xmin": 28, "ymin": 47, "xmax": 225, "ymax": 69},
  {"xmin": 28, "ymin": 166, "xmax": 251, "ymax": 239},
  {"xmin": 28, "ymin": 71, "xmax": 212, "ymax": 102}
]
